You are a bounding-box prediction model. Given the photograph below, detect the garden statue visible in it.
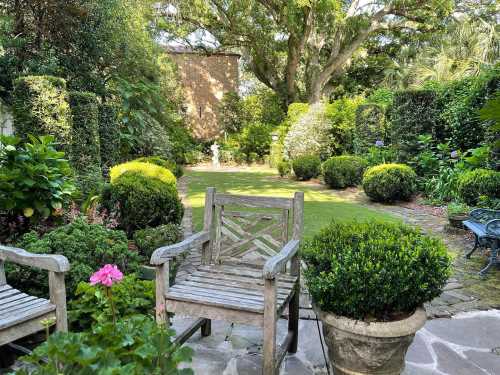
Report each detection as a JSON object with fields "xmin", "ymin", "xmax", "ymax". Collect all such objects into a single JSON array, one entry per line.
[{"xmin": 210, "ymin": 142, "xmax": 220, "ymax": 168}]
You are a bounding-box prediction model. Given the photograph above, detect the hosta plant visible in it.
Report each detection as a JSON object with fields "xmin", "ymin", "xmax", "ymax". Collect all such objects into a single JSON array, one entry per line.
[{"xmin": 0, "ymin": 135, "xmax": 76, "ymax": 220}]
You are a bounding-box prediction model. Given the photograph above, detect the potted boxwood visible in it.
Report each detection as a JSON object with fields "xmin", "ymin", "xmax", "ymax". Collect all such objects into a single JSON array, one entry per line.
[
  {"xmin": 446, "ymin": 202, "xmax": 469, "ymax": 229},
  {"xmin": 302, "ymin": 220, "xmax": 450, "ymax": 375}
]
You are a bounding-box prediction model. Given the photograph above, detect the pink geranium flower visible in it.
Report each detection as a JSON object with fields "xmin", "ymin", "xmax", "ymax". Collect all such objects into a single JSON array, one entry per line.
[{"xmin": 90, "ymin": 264, "xmax": 123, "ymax": 287}]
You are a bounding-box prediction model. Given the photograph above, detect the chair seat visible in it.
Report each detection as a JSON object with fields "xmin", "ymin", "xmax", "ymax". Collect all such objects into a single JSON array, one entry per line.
[
  {"xmin": 0, "ymin": 284, "xmax": 56, "ymax": 330},
  {"xmin": 166, "ymin": 264, "xmax": 297, "ymax": 314}
]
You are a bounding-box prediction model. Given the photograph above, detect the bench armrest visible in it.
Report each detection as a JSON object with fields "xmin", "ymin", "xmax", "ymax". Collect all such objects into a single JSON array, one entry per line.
[
  {"xmin": 0, "ymin": 245, "xmax": 70, "ymax": 272},
  {"xmin": 486, "ymin": 219, "xmax": 500, "ymax": 237},
  {"xmin": 263, "ymin": 240, "xmax": 300, "ymax": 279},
  {"xmin": 150, "ymin": 231, "xmax": 210, "ymax": 265}
]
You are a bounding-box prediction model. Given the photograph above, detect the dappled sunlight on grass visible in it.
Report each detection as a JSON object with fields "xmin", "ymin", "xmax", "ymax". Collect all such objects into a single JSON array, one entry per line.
[{"xmin": 185, "ymin": 169, "xmax": 397, "ymax": 238}]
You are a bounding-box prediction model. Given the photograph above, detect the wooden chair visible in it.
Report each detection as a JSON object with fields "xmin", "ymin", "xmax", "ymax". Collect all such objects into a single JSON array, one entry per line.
[
  {"xmin": 151, "ymin": 187, "xmax": 304, "ymax": 375},
  {"xmin": 0, "ymin": 245, "xmax": 69, "ymax": 346}
]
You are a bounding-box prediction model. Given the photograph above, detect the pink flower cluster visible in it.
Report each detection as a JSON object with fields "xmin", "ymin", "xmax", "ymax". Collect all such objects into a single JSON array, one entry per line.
[{"xmin": 90, "ymin": 264, "xmax": 123, "ymax": 287}]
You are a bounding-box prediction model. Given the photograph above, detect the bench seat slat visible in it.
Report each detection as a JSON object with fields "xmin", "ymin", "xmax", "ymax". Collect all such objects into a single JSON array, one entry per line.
[{"xmin": 0, "ymin": 285, "xmax": 56, "ymax": 330}]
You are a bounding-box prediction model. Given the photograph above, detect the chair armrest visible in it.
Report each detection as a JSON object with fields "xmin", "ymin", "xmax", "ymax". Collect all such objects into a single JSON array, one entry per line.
[
  {"xmin": 263, "ymin": 240, "xmax": 300, "ymax": 279},
  {"xmin": 0, "ymin": 245, "xmax": 70, "ymax": 272},
  {"xmin": 486, "ymin": 219, "xmax": 500, "ymax": 237},
  {"xmin": 150, "ymin": 231, "xmax": 210, "ymax": 265}
]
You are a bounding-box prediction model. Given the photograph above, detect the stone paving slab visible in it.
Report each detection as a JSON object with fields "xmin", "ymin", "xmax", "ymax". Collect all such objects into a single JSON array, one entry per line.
[{"xmin": 174, "ymin": 310, "xmax": 500, "ymax": 374}]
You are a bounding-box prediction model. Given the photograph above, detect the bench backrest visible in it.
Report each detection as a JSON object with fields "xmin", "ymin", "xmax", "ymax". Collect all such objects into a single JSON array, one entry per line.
[{"xmin": 202, "ymin": 187, "xmax": 304, "ymax": 268}]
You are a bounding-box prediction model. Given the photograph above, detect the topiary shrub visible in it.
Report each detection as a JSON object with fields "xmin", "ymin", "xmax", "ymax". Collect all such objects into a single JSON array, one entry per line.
[
  {"xmin": 354, "ymin": 104, "xmax": 388, "ymax": 154},
  {"xmin": 102, "ymin": 171, "xmax": 183, "ymax": 235},
  {"xmin": 362, "ymin": 164, "xmax": 417, "ymax": 202},
  {"xmin": 292, "ymin": 155, "xmax": 321, "ymax": 181},
  {"xmin": 109, "ymin": 161, "xmax": 176, "ymax": 186},
  {"xmin": 302, "ymin": 220, "xmax": 450, "ymax": 321},
  {"xmin": 277, "ymin": 161, "xmax": 291, "ymax": 177},
  {"xmin": 133, "ymin": 223, "xmax": 183, "ymax": 260},
  {"xmin": 323, "ymin": 156, "xmax": 368, "ymax": 189},
  {"xmin": 135, "ymin": 156, "xmax": 183, "ymax": 178},
  {"xmin": 11, "ymin": 75, "xmax": 71, "ymax": 150},
  {"xmin": 389, "ymin": 90, "xmax": 444, "ymax": 160},
  {"xmin": 6, "ymin": 217, "xmax": 140, "ymax": 298},
  {"xmin": 69, "ymin": 274, "xmax": 154, "ymax": 331},
  {"xmin": 69, "ymin": 91, "xmax": 103, "ymax": 196},
  {"xmin": 457, "ymin": 169, "xmax": 500, "ymax": 206},
  {"xmin": 98, "ymin": 101, "xmax": 121, "ymax": 172}
]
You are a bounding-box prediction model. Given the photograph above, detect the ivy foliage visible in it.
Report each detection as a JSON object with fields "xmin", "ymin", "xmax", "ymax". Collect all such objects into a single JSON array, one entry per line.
[{"xmin": 11, "ymin": 76, "xmax": 71, "ymax": 150}]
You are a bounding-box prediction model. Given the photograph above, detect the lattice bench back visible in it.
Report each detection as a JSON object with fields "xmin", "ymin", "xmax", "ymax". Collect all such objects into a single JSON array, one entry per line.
[{"xmin": 202, "ymin": 188, "xmax": 303, "ymax": 268}]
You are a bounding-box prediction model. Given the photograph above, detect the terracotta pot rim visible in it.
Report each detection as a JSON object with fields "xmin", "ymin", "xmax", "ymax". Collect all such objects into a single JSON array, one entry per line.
[{"xmin": 314, "ymin": 305, "xmax": 427, "ymax": 338}]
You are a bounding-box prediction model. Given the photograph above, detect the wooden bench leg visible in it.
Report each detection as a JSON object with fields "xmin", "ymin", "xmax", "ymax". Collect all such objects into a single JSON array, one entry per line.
[
  {"xmin": 49, "ymin": 271, "xmax": 67, "ymax": 332},
  {"xmin": 264, "ymin": 278, "xmax": 277, "ymax": 375},
  {"xmin": 288, "ymin": 286, "xmax": 299, "ymax": 353},
  {"xmin": 201, "ymin": 318, "xmax": 211, "ymax": 337}
]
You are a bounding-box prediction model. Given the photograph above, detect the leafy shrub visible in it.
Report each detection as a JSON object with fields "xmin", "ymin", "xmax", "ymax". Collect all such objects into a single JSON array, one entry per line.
[
  {"xmin": 242, "ymin": 87, "xmax": 285, "ymax": 126},
  {"xmin": 133, "ymin": 223, "xmax": 183, "ymax": 260},
  {"xmin": 277, "ymin": 161, "xmax": 291, "ymax": 177},
  {"xmin": 98, "ymin": 101, "xmax": 121, "ymax": 172},
  {"xmin": 6, "ymin": 217, "xmax": 140, "ymax": 298},
  {"xmin": 302, "ymin": 220, "xmax": 450, "ymax": 321},
  {"xmin": 354, "ymin": 104, "xmax": 388, "ymax": 154},
  {"xmin": 110, "ymin": 161, "xmax": 176, "ymax": 186},
  {"xmin": 322, "ymin": 156, "xmax": 368, "ymax": 189},
  {"xmin": 135, "ymin": 156, "xmax": 183, "ymax": 178},
  {"xmin": 0, "ymin": 135, "xmax": 76, "ymax": 220},
  {"xmin": 15, "ymin": 315, "xmax": 193, "ymax": 374},
  {"xmin": 102, "ymin": 171, "xmax": 183, "ymax": 235},
  {"xmin": 363, "ymin": 145, "xmax": 398, "ymax": 166},
  {"xmin": 292, "ymin": 155, "xmax": 321, "ymax": 181},
  {"xmin": 389, "ymin": 90, "xmax": 444, "ymax": 160},
  {"xmin": 11, "ymin": 75, "xmax": 71, "ymax": 150},
  {"xmin": 324, "ymin": 96, "xmax": 363, "ymax": 155},
  {"xmin": 239, "ymin": 122, "xmax": 272, "ymax": 160},
  {"xmin": 218, "ymin": 91, "xmax": 245, "ymax": 134},
  {"xmin": 69, "ymin": 91, "xmax": 103, "ymax": 196},
  {"xmin": 69, "ymin": 274, "xmax": 154, "ymax": 331},
  {"xmin": 446, "ymin": 202, "xmax": 469, "ymax": 218},
  {"xmin": 439, "ymin": 71, "xmax": 499, "ymax": 151},
  {"xmin": 362, "ymin": 164, "xmax": 417, "ymax": 202},
  {"xmin": 457, "ymin": 169, "xmax": 500, "ymax": 206}
]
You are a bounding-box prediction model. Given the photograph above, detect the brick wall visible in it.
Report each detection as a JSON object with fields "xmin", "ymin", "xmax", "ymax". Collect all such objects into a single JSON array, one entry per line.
[{"xmin": 169, "ymin": 52, "xmax": 239, "ymax": 140}]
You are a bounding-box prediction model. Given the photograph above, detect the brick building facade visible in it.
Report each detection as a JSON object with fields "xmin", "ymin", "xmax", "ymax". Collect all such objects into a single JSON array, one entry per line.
[{"xmin": 168, "ymin": 48, "xmax": 240, "ymax": 140}]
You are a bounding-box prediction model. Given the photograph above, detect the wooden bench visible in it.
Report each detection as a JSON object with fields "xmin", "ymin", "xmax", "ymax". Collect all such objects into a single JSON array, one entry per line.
[
  {"xmin": 463, "ymin": 209, "xmax": 500, "ymax": 276},
  {"xmin": 151, "ymin": 187, "xmax": 304, "ymax": 375},
  {"xmin": 0, "ymin": 245, "xmax": 69, "ymax": 346}
]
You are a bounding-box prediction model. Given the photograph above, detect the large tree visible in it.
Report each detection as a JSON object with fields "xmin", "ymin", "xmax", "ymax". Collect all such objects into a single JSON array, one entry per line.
[{"xmin": 160, "ymin": 0, "xmax": 453, "ymax": 105}]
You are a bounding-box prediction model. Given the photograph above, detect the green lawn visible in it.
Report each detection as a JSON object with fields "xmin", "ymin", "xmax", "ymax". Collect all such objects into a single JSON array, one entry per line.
[{"xmin": 185, "ymin": 167, "xmax": 397, "ymax": 238}]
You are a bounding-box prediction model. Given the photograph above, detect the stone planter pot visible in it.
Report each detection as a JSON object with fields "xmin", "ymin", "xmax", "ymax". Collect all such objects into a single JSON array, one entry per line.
[
  {"xmin": 448, "ymin": 214, "xmax": 468, "ymax": 229},
  {"xmin": 315, "ymin": 306, "xmax": 427, "ymax": 375}
]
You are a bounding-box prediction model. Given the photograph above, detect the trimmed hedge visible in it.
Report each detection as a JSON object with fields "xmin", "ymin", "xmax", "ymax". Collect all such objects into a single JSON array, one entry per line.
[
  {"xmin": 323, "ymin": 156, "xmax": 368, "ymax": 189},
  {"xmin": 277, "ymin": 161, "xmax": 291, "ymax": 177},
  {"xmin": 302, "ymin": 220, "xmax": 450, "ymax": 320},
  {"xmin": 135, "ymin": 156, "xmax": 183, "ymax": 178},
  {"xmin": 102, "ymin": 171, "xmax": 183, "ymax": 235},
  {"xmin": 99, "ymin": 101, "xmax": 121, "ymax": 172},
  {"xmin": 292, "ymin": 155, "xmax": 321, "ymax": 181},
  {"xmin": 69, "ymin": 91, "xmax": 103, "ymax": 196},
  {"xmin": 457, "ymin": 169, "xmax": 500, "ymax": 206},
  {"xmin": 110, "ymin": 161, "xmax": 176, "ymax": 186},
  {"xmin": 12, "ymin": 75, "xmax": 71, "ymax": 150},
  {"xmin": 362, "ymin": 164, "xmax": 417, "ymax": 202},
  {"xmin": 354, "ymin": 104, "xmax": 387, "ymax": 154},
  {"xmin": 389, "ymin": 90, "xmax": 444, "ymax": 160}
]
